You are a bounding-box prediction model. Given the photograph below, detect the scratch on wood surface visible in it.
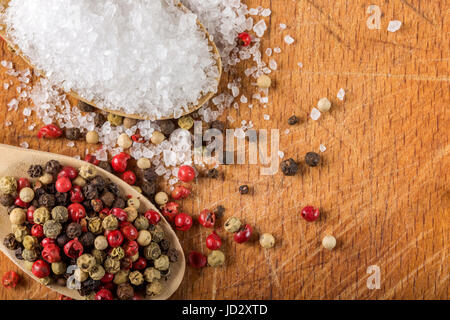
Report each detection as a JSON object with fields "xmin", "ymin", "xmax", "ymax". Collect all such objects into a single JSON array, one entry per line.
[
  {"xmin": 401, "ymin": 0, "xmax": 435, "ymax": 25},
  {"xmin": 299, "ymin": 70, "xmax": 450, "ymax": 82},
  {"xmin": 264, "ymin": 250, "xmax": 282, "ymax": 291}
]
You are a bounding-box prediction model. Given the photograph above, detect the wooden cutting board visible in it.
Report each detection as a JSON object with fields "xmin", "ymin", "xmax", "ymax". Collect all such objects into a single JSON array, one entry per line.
[{"xmin": 0, "ymin": 0, "xmax": 448, "ymax": 299}]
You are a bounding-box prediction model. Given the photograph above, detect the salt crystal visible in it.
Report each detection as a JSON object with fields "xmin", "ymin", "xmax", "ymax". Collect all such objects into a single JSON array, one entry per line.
[
  {"xmin": 28, "ymin": 124, "xmax": 35, "ymax": 131},
  {"xmin": 1, "ymin": 60, "xmax": 7, "ymax": 67},
  {"xmin": 279, "ymin": 23, "xmax": 287, "ymax": 30},
  {"xmin": 269, "ymin": 59, "xmax": 277, "ymax": 70},
  {"xmin": 284, "ymin": 35, "xmax": 295, "ymax": 44},
  {"xmin": 253, "ymin": 20, "xmax": 267, "ymax": 37},
  {"xmin": 261, "ymin": 9, "xmax": 271, "ymax": 17},
  {"xmin": 3, "ymin": 83, "xmax": 9, "ymax": 90},
  {"xmin": 263, "ymin": 114, "xmax": 270, "ymax": 120},
  {"xmin": 297, "ymin": 62, "xmax": 303, "ymax": 68},
  {"xmin": 248, "ymin": 104, "xmax": 253, "ymax": 109},
  {"xmin": 67, "ymin": 142, "xmax": 75, "ymax": 147},
  {"xmin": 319, "ymin": 144, "xmax": 327, "ymax": 152},
  {"xmin": 265, "ymin": 48, "xmax": 272, "ymax": 56},
  {"xmin": 278, "ymin": 151, "xmax": 284, "ymax": 158},
  {"xmin": 227, "ymin": 116, "xmax": 235, "ymax": 123},
  {"xmin": 337, "ymin": 88, "xmax": 345, "ymax": 101},
  {"xmin": 240, "ymin": 95, "xmax": 248, "ymax": 103},
  {"xmin": 5, "ymin": 121, "xmax": 12, "ymax": 127},
  {"xmin": 248, "ymin": 8, "xmax": 259, "ymax": 15},
  {"xmin": 23, "ymin": 108, "xmax": 32, "ymax": 116},
  {"xmin": 20, "ymin": 142, "xmax": 29, "ymax": 149},
  {"xmin": 387, "ymin": 20, "xmax": 402, "ymax": 32},
  {"xmin": 284, "ymin": 129, "xmax": 290, "ymax": 135},
  {"xmin": 310, "ymin": 108, "xmax": 321, "ymax": 120},
  {"xmin": 273, "ymin": 47, "xmax": 281, "ymax": 54}
]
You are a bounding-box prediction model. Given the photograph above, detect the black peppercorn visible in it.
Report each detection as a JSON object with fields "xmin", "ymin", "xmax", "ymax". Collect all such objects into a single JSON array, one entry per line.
[
  {"xmin": 3, "ymin": 233, "xmax": 19, "ymax": 250},
  {"xmin": 160, "ymin": 239, "xmax": 170, "ymax": 252},
  {"xmin": 210, "ymin": 120, "xmax": 225, "ymax": 133},
  {"xmin": 39, "ymin": 193, "xmax": 56, "ymax": 208},
  {"xmin": 55, "ymin": 192, "xmax": 70, "ymax": 206},
  {"xmin": 156, "ymin": 120, "xmax": 176, "ymax": 136},
  {"xmin": 56, "ymin": 234, "xmax": 70, "ymax": 248},
  {"xmin": 112, "ymin": 198, "xmax": 126, "ymax": 209},
  {"xmin": 44, "ymin": 183, "xmax": 57, "ymax": 194},
  {"xmin": 207, "ymin": 168, "xmax": 218, "ymax": 178},
  {"xmin": 79, "ymin": 232, "xmax": 95, "ymax": 248},
  {"xmin": 106, "ymin": 182, "xmax": 120, "ymax": 196},
  {"xmin": 65, "ymin": 127, "xmax": 81, "ymax": 140},
  {"xmin": 214, "ymin": 205, "xmax": 225, "ymax": 219},
  {"xmin": 167, "ymin": 248, "xmax": 179, "ymax": 263},
  {"xmin": 15, "ymin": 247, "xmax": 24, "ymax": 260},
  {"xmin": 90, "ymin": 176, "xmax": 106, "ymax": 192},
  {"xmin": 0, "ymin": 194, "xmax": 15, "ymax": 207},
  {"xmin": 239, "ymin": 185, "xmax": 249, "ymax": 194},
  {"xmin": 77, "ymin": 101, "xmax": 95, "ymax": 113},
  {"xmin": 143, "ymin": 168, "xmax": 157, "ymax": 182},
  {"xmin": 305, "ymin": 152, "xmax": 320, "ymax": 167},
  {"xmin": 97, "ymin": 161, "xmax": 112, "ymax": 173},
  {"xmin": 34, "ymin": 187, "xmax": 46, "ymax": 199},
  {"xmin": 83, "ymin": 184, "xmax": 99, "ymax": 200},
  {"xmin": 28, "ymin": 165, "xmax": 43, "ymax": 178},
  {"xmin": 79, "ymin": 278, "xmax": 100, "ymax": 296},
  {"xmin": 280, "ymin": 158, "xmax": 299, "ymax": 176},
  {"xmin": 66, "ymin": 222, "xmax": 82, "ymax": 239},
  {"xmin": 94, "ymin": 113, "xmax": 106, "ymax": 128},
  {"xmin": 287, "ymin": 115, "xmax": 299, "ymax": 125},
  {"xmin": 100, "ymin": 191, "xmax": 115, "ymax": 208},
  {"xmin": 141, "ymin": 180, "xmax": 157, "ymax": 198},
  {"xmin": 44, "ymin": 160, "xmax": 62, "ymax": 175}
]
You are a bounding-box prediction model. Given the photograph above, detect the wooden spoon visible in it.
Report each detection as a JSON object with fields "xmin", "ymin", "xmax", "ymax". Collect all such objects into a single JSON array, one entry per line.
[
  {"xmin": 0, "ymin": 144, "xmax": 185, "ymax": 300},
  {"xmin": 0, "ymin": 0, "xmax": 222, "ymax": 121}
]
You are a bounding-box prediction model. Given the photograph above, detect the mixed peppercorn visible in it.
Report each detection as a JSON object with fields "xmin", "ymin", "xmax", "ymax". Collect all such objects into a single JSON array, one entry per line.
[{"xmin": 0, "ymin": 160, "xmax": 179, "ymax": 300}]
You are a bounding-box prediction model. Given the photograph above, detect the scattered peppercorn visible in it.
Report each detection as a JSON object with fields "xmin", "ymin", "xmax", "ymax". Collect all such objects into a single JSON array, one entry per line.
[
  {"xmin": 239, "ymin": 185, "xmax": 249, "ymax": 195},
  {"xmin": 305, "ymin": 152, "xmax": 320, "ymax": 167},
  {"xmin": 224, "ymin": 217, "xmax": 242, "ymax": 233},
  {"xmin": 94, "ymin": 113, "xmax": 106, "ymax": 128},
  {"xmin": 207, "ymin": 250, "xmax": 225, "ymax": 267},
  {"xmin": 65, "ymin": 127, "xmax": 81, "ymax": 140},
  {"xmin": 44, "ymin": 160, "xmax": 62, "ymax": 175},
  {"xmin": 206, "ymin": 168, "xmax": 218, "ymax": 178},
  {"xmin": 107, "ymin": 113, "xmax": 123, "ymax": 126},
  {"xmin": 288, "ymin": 115, "xmax": 299, "ymax": 125},
  {"xmin": 322, "ymin": 235, "xmax": 336, "ymax": 250},
  {"xmin": 28, "ymin": 165, "xmax": 43, "ymax": 178},
  {"xmin": 280, "ymin": 158, "xmax": 298, "ymax": 176},
  {"xmin": 259, "ymin": 233, "xmax": 275, "ymax": 249}
]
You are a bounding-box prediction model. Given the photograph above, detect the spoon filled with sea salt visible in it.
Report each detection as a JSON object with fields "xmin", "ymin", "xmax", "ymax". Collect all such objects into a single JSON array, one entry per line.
[
  {"xmin": 0, "ymin": 143, "xmax": 186, "ymax": 300},
  {"xmin": 0, "ymin": 0, "xmax": 222, "ymax": 120}
]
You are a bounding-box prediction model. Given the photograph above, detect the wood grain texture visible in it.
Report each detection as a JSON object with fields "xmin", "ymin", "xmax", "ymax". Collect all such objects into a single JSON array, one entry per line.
[{"xmin": 0, "ymin": 0, "xmax": 448, "ymax": 300}]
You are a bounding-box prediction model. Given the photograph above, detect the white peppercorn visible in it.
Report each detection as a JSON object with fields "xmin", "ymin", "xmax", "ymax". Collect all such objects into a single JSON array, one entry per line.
[
  {"xmin": 136, "ymin": 158, "xmax": 151, "ymax": 169},
  {"xmin": 94, "ymin": 235, "xmax": 108, "ymax": 250},
  {"xmin": 257, "ymin": 74, "xmax": 271, "ymax": 88},
  {"xmin": 137, "ymin": 230, "xmax": 152, "ymax": 247},
  {"xmin": 117, "ymin": 133, "xmax": 132, "ymax": 149},
  {"xmin": 150, "ymin": 131, "xmax": 165, "ymax": 145},
  {"xmin": 85, "ymin": 131, "xmax": 99, "ymax": 144},
  {"xmin": 259, "ymin": 233, "xmax": 275, "ymax": 249},
  {"xmin": 39, "ymin": 173, "xmax": 53, "ymax": 185},
  {"xmin": 127, "ymin": 198, "xmax": 140, "ymax": 210},
  {"xmin": 19, "ymin": 187, "xmax": 34, "ymax": 203},
  {"xmin": 154, "ymin": 191, "xmax": 168, "ymax": 206},
  {"xmin": 10, "ymin": 208, "xmax": 26, "ymax": 225},
  {"xmin": 124, "ymin": 206, "xmax": 138, "ymax": 222},
  {"xmin": 317, "ymin": 97, "xmax": 332, "ymax": 112},
  {"xmin": 73, "ymin": 176, "xmax": 87, "ymax": 187},
  {"xmin": 322, "ymin": 235, "xmax": 336, "ymax": 250}
]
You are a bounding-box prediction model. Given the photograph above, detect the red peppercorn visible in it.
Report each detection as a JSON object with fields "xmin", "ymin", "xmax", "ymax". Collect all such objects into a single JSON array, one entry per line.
[
  {"xmin": 37, "ymin": 124, "xmax": 63, "ymax": 139},
  {"xmin": 111, "ymin": 207, "xmax": 128, "ymax": 222},
  {"xmin": 42, "ymin": 243, "xmax": 61, "ymax": 263},
  {"xmin": 132, "ymin": 257, "xmax": 147, "ymax": 270},
  {"xmin": 107, "ymin": 230, "xmax": 124, "ymax": 248},
  {"xmin": 123, "ymin": 241, "xmax": 139, "ymax": 257},
  {"xmin": 31, "ymin": 224, "xmax": 44, "ymax": 238},
  {"xmin": 111, "ymin": 152, "xmax": 130, "ymax": 173},
  {"xmin": 178, "ymin": 165, "xmax": 195, "ymax": 182},
  {"xmin": 67, "ymin": 203, "xmax": 86, "ymax": 222},
  {"xmin": 14, "ymin": 196, "xmax": 29, "ymax": 208},
  {"xmin": 188, "ymin": 251, "xmax": 207, "ymax": 268},
  {"xmin": 132, "ymin": 293, "xmax": 143, "ymax": 300},
  {"xmin": 100, "ymin": 282, "xmax": 114, "ymax": 292},
  {"xmin": 57, "ymin": 166, "xmax": 78, "ymax": 180},
  {"xmin": 2, "ymin": 271, "xmax": 20, "ymax": 289},
  {"xmin": 64, "ymin": 238, "xmax": 84, "ymax": 259},
  {"xmin": 206, "ymin": 232, "xmax": 222, "ymax": 250},
  {"xmin": 26, "ymin": 206, "xmax": 35, "ymax": 223},
  {"xmin": 40, "ymin": 238, "xmax": 55, "ymax": 247},
  {"xmin": 234, "ymin": 224, "xmax": 252, "ymax": 243},
  {"xmin": 121, "ymin": 224, "xmax": 138, "ymax": 241},
  {"xmin": 31, "ymin": 260, "xmax": 50, "ymax": 278},
  {"xmin": 198, "ymin": 209, "xmax": 216, "ymax": 228},
  {"xmin": 59, "ymin": 295, "xmax": 72, "ymax": 300},
  {"xmin": 301, "ymin": 206, "xmax": 320, "ymax": 222},
  {"xmin": 100, "ymin": 273, "xmax": 114, "ymax": 283},
  {"xmin": 95, "ymin": 288, "xmax": 114, "ymax": 300},
  {"xmin": 174, "ymin": 213, "xmax": 193, "ymax": 231},
  {"xmin": 131, "ymin": 134, "xmax": 145, "ymax": 143},
  {"xmin": 238, "ymin": 32, "xmax": 251, "ymax": 46},
  {"xmin": 84, "ymin": 154, "xmax": 100, "ymax": 165},
  {"xmin": 171, "ymin": 185, "xmax": 191, "ymax": 200},
  {"xmin": 55, "ymin": 177, "xmax": 72, "ymax": 193},
  {"xmin": 121, "ymin": 170, "xmax": 136, "ymax": 185},
  {"xmin": 144, "ymin": 210, "xmax": 161, "ymax": 225},
  {"xmin": 161, "ymin": 202, "xmax": 179, "ymax": 223},
  {"xmin": 17, "ymin": 178, "xmax": 31, "ymax": 191},
  {"xmin": 70, "ymin": 185, "xmax": 84, "ymax": 203}
]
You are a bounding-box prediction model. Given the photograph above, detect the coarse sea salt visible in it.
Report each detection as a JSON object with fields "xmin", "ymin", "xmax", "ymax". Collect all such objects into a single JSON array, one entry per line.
[
  {"xmin": 337, "ymin": 88, "xmax": 345, "ymax": 101},
  {"xmin": 387, "ymin": 20, "xmax": 402, "ymax": 32},
  {"xmin": 284, "ymin": 35, "xmax": 295, "ymax": 45},
  {"xmin": 5, "ymin": 0, "xmax": 218, "ymax": 119},
  {"xmin": 310, "ymin": 108, "xmax": 321, "ymax": 120}
]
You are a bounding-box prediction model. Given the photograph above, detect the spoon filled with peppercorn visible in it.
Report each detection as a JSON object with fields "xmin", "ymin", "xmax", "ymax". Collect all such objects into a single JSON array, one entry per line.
[
  {"xmin": 0, "ymin": 144, "xmax": 185, "ymax": 300},
  {"xmin": 0, "ymin": 0, "xmax": 222, "ymax": 121}
]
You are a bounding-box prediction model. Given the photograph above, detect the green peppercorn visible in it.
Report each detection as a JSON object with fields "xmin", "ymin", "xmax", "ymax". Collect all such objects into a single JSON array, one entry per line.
[
  {"xmin": 33, "ymin": 207, "xmax": 50, "ymax": 225},
  {"xmin": 79, "ymin": 164, "xmax": 97, "ymax": 180},
  {"xmin": 133, "ymin": 215, "xmax": 149, "ymax": 231},
  {"xmin": 89, "ymin": 265, "xmax": 105, "ymax": 281},
  {"xmin": 51, "ymin": 262, "xmax": 67, "ymax": 275},
  {"xmin": 43, "ymin": 220, "xmax": 62, "ymax": 239},
  {"xmin": 88, "ymin": 217, "xmax": 103, "ymax": 235},
  {"xmin": 77, "ymin": 254, "xmax": 97, "ymax": 272},
  {"xmin": 104, "ymin": 257, "xmax": 120, "ymax": 274},
  {"xmin": 102, "ymin": 214, "xmax": 118, "ymax": 230},
  {"xmin": 224, "ymin": 217, "xmax": 242, "ymax": 233},
  {"xmin": 177, "ymin": 115, "xmax": 194, "ymax": 130},
  {"xmin": 207, "ymin": 250, "xmax": 225, "ymax": 267},
  {"xmin": 22, "ymin": 248, "xmax": 39, "ymax": 262},
  {"xmin": 143, "ymin": 267, "xmax": 161, "ymax": 283},
  {"xmin": 51, "ymin": 206, "xmax": 68, "ymax": 223},
  {"xmin": 107, "ymin": 113, "xmax": 123, "ymax": 126},
  {"xmin": 144, "ymin": 242, "xmax": 161, "ymax": 260},
  {"xmin": 13, "ymin": 225, "xmax": 29, "ymax": 242},
  {"xmin": 129, "ymin": 270, "xmax": 144, "ymax": 286},
  {"xmin": 117, "ymin": 283, "xmax": 134, "ymax": 300},
  {"xmin": 91, "ymin": 249, "xmax": 107, "ymax": 265},
  {"xmin": 124, "ymin": 206, "xmax": 138, "ymax": 222},
  {"xmin": 39, "ymin": 276, "xmax": 52, "ymax": 286},
  {"xmin": 22, "ymin": 235, "xmax": 38, "ymax": 250},
  {"xmin": 150, "ymin": 225, "xmax": 165, "ymax": 243},
  {"xmin": 113, "ymin": 269, "xmax": 130, "ymax": 285},
  {"xmin": 146, "ymin": 281, "xmax": 162, "ymax": 296},
  {"xmin": 110, "ymin": 247, "xmax": 125, "ymax": 260},
  {"xmin": 154, "ymin": 255, "xmax": 169, "ymax": 271},
  {"xmin": 0, "ymin": 176, "xmax": 17, "ymax": 195}
]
